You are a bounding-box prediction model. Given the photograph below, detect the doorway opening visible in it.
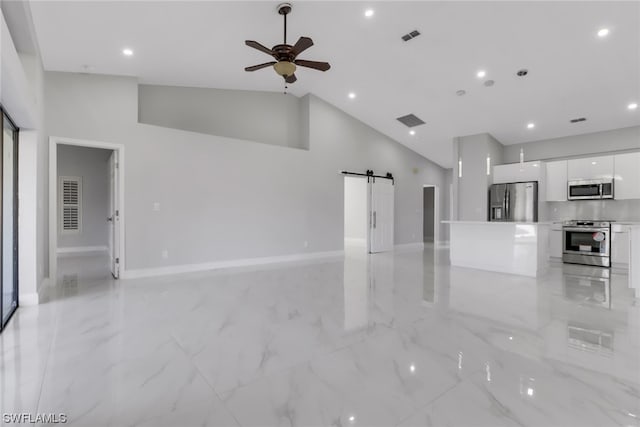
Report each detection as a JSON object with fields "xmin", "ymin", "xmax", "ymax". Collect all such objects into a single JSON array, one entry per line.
[
  {"xmin": 343, "ymin": 175, "xmax": 395, "ymax": 254},
  {"xmin": 423, "ymin": 185, "xmax": 438, "ymax": 246},
  {"xmin": 49, "ymin": 138, "xmax": 125, "ymax": 287},
  {"xmin": 344, "ymin": 176, "xmax": 369, "ymax": 250}
]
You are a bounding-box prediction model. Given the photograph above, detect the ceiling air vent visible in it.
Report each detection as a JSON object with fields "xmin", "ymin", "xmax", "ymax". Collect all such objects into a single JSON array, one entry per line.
[
  {"xmin": 396, "ymin": 114, "xmax": 426, "ymax": 128},
  {"xmin": 570, "ymin": 117, "xmax": 587, "ymax": 123},
  {"xmin": 401, "ymin": 30, "xmax": 421, "ymax": 42}
]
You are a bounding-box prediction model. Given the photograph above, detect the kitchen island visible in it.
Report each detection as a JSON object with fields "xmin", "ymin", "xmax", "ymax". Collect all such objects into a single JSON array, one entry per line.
[
  {"xmin": 629, "ymin": 224, "xmax": 640, "ymax": 298},
  {"xmin": 443, "ymin": 221, "xmax": 550, "ymax": 277}
]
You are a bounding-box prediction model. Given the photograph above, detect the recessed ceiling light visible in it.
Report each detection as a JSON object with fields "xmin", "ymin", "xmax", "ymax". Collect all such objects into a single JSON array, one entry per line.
[
  {"xmin": 597, "ymin": 28, "xmax": 609, "ymax": 37},
  {"xmin": 628, "ymin": 102, "xmax": 638, "ymax": 110},
  {"xmin": 409, "ymin": 130, "xmax": 416, "ymax": 135},
  {"xmin": 527, "ymin": 123, "xmax": 535, "ymax": 129},
  {"xmin": 122, "ymin": 48, "xmax": 134, "ymax": 56},
  {"xmin": 592, "ymin": 161, "xmax": 597, "ymax": 165},
  {"xmin": 348, "ymin": 92, "xmax": 356, "ymax": 99},
  {"xmin": 477, "ymin": 70, "xmax": 486, "ymax": 78},
  {"xmin": 364, "ymin": 9, "xmax": 374, "ymax": 18},
  {"xmin": 516, "ymin": 69, "xmax": 528, "ymax": 77}
]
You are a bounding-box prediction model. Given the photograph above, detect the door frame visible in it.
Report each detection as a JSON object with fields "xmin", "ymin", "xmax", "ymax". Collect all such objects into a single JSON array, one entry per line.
[
  {"xmin": 423, "ymin": 185, "xmax": 439, "ymax": 245},
  {"xmin": 48, "ymin": 137, "xmax": 126, "ymax": 282},
  {"xmin": 1, "ymin": 110, "xmax": 19, "ymax": 331}
]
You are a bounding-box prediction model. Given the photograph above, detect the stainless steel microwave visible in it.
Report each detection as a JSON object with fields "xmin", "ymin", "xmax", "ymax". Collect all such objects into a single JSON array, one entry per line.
[{"xmin": 567, "ymin": 179, "xmax": 614, "ymax": 201}]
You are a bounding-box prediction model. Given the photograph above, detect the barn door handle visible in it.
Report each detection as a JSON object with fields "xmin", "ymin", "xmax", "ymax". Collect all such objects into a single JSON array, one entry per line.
[{"xmin": 373, "ymin": 211, "xmax": 377, "ymax": 229}]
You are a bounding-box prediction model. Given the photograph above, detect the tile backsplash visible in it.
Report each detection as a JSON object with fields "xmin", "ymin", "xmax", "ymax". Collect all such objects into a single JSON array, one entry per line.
[{"xmin": 543, "ymin": 199, "xmax": 640, "ymax": 222}]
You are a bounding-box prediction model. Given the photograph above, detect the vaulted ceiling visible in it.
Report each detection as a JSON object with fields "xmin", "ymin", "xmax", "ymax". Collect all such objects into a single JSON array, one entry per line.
[{"xmin": 29, "ymin": 1, "xmax": 640, "ymax": 167}]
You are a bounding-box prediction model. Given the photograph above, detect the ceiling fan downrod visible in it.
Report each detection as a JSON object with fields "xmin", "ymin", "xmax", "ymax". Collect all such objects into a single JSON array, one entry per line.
[{"xmin": 278, "ymin": 2, "xmax": 292, "ymax": 44}]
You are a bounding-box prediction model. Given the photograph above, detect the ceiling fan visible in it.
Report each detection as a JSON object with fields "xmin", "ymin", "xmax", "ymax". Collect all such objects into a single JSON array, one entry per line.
[{"xmin": 244, "ymin": 2, "xmax": 331, "ymax": 84}]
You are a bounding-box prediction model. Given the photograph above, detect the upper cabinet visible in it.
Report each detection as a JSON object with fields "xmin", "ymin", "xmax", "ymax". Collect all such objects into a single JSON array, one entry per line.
[
  {"xmin": 546, "ymin": 160, "xmax": 567, "ymax": 201},
  {"xmin": 492, "ymin": 161, "xmax": 543, "ymax": 184},
  {"xmin": 614, "ymin": 152, "xmax": 640, "ymax": 200},
  {"xmin": 567, "ymin": 156, "xmax": 614, "ymax": 181}
]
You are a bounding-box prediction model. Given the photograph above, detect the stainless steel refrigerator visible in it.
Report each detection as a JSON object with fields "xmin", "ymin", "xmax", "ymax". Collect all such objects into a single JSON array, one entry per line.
[{"xmin": 489, "ymin": 182, "xmax": 538, "ymax": 222}]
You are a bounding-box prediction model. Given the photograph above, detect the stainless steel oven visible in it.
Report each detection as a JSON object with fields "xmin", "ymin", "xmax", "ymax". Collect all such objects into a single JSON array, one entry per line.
[
  {"xmin": 562, "ymin": 220, "xmax": 611, "ymax": 267},
  {"xmin": 567, "ymin": 179, "xmax": 614, "ymax": 200}
]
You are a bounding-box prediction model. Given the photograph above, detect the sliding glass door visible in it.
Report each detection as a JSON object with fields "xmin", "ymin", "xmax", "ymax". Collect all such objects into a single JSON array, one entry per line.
[{"xmin": 1, "ymin": 110, "xmax": 18, "ymax": 331}]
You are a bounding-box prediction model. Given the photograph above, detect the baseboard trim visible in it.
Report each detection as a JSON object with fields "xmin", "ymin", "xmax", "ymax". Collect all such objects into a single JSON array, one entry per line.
[
  {"xmin": 122, "ymin": 250, "xmax": 345, "ymax": 280},
  {"xmin": 394, "ymin": 242, "xmax": 425, "ymax": 251},
  {"xmin": 344, "ymin": 238, "xmax": 366, "ymax": 247},
  {"xmin": 19, "ymin": 291, "xmax": 39, "ymax": 306},
  {"xmin": 57, "ymin": 246, "xmax": 108, "ymax": 254}
]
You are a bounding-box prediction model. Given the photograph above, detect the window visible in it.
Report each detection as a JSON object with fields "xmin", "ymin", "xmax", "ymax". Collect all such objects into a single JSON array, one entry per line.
[{"xmin": 59, "ymin": 176, "xmax": 82, "ymax": 234}]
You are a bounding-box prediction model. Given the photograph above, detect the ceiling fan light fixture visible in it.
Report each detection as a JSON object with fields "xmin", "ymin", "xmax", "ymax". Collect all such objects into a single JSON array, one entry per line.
[{"xmin": 274, "ymin": 61, "xmax": 296, "ymax": 76}]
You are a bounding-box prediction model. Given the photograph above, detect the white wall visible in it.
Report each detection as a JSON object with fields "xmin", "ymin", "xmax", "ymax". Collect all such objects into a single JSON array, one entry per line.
[
  {"xmin": 503, "ymin": 126, "xmax": 640, "ymax": 163},
  {"xmin": 44, "ymin": 72, "xmax": 449, "ymax": 274},
  {"xmin": 1, "ymin": 2, "xmax": 47, "ymax": 304},
  {"xmin": 57, "ymin": 145, "xmax": 111, "ymax": 249},
  {"xmin": 343, "ymin": 176, "xmax": 367, "ymax": 243}
]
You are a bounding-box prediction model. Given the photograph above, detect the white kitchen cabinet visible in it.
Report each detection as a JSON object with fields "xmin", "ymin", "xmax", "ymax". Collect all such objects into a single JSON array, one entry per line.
[
  {"xmin": 567, "ymin": 156, "xmax": 614, "ymax": 181},
  {"xmin": 545, "ymin": 160, "xmax": 567, "ymax": 201},
  {"xmin": 614, "ymin": 152, "xmax": 640, "ymax": 200},
  {"xmin": 549, "ymin": 229, "xmax": 563, "ymax": 259},
  {"xmin": 493, "ymin": 161, "xmax": 543, "ymax": 184},
  {"xmin": 611, "ymin": 230, "xmax": 630, "ymax": 266}
]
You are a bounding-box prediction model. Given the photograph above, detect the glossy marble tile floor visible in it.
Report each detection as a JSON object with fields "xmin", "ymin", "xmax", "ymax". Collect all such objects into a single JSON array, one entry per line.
[{"xmin": 1, "ymin": 246, "xmax": 639, "ymax": 427}]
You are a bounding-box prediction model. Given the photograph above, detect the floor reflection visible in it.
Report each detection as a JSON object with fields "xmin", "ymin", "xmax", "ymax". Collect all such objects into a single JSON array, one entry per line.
[{"xmin": 1, "ymin": 245, "xmax": 638, "ymax": 427}]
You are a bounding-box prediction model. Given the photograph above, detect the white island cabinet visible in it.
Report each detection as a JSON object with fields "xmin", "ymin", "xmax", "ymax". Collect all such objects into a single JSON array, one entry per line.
[
  {"xmin": 443, "ymin": 221, "xmax": 550, "ymax": 277},
  {"xmin": 630, "ymin": 225, "xmax": 640, "ymax": 298}
]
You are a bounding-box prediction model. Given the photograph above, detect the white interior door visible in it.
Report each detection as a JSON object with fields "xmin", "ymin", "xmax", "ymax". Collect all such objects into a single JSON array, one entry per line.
[
  {"xmin": 368, "ymin": 178, "xmax": 394, "ymax": 253},
  {"xmin": 108, "ymin": 151, "xmax": 120, "ymax": 278}
]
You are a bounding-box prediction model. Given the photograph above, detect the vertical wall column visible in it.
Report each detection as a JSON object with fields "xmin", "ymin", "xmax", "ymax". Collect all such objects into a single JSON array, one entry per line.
[
  {"xmin": 18, "ymin": 130, "xmax": 39, "ymax": 305},
  {"xmin": 452, "ymin": 133, "xmax": 504, "ymax": 221}
]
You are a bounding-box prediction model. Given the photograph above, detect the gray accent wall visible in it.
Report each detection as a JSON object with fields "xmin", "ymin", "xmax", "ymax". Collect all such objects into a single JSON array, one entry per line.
[
  {"xmin": 503, "ymin": 126, "xmax": 640, "ymax": 163},
  {"xmin": 44, "ymin": 71, "xmax": 449, "ymax": 271},
  {"xmin": 138, "ymin": 84, "xmax": 307, "ymax": 150},
  {"xmin": 453, "ymin": 133, "xmax": 504, "ymax": 221},
  {"xmin": 57, "ymin": 144, "xmax": 111, "ymax": 249}
]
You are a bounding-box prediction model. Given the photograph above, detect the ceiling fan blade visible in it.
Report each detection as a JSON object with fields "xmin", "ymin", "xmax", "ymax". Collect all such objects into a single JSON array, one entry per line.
[
  {"xmin": 294, "ymin": 60, "xmax": 331, "ymax": 72},
  {"xmin": 292, "ymin": 37, "xmax": 314, "ymax": 56},
  {"xmin": 245, "ymin": 62, "xmax": 276, "ymax": 72},
  {"xmin": 284, "ymin": 73, "xmax": 297, "ymax": 84},
  {"xmin": 245, "ymin": 40, "xmax": 274, "ymax": 56}
]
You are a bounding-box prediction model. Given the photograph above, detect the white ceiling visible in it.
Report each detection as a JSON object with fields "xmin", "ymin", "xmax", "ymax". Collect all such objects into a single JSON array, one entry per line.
[{"xmin": 29, "ymin": 1, "xmax": 640, "ymax": 167}]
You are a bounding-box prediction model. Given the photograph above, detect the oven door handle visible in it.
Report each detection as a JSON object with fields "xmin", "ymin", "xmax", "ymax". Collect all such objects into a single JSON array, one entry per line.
[{"xmin": 562, "ymin": 227, "xmax": 609, "ymax": 233}]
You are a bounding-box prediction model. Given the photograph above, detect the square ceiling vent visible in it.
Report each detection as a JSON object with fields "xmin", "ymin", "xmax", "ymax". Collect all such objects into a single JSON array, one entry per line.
[{"xmin": 396, "ymin": 114, "xmax": 425, "ymax": 128}]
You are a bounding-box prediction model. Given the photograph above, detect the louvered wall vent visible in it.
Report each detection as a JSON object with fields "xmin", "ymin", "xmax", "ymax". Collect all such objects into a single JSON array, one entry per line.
[
  {"xmin": 60, "ymin": 176, "xmax": 82, "ymax": 233},
  {"xmin": 396, "ymin": 114, "xmax": 426, "ymax": 128},
  {"xmin": 401, "ymin": 30, "xmax": 421, "ymax": 41}
]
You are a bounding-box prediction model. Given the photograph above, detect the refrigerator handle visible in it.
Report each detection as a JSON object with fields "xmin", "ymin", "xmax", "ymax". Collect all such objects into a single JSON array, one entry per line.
[{"xmin": 504, "ymin": 189, "xmax": 509, "ymax": 220}]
